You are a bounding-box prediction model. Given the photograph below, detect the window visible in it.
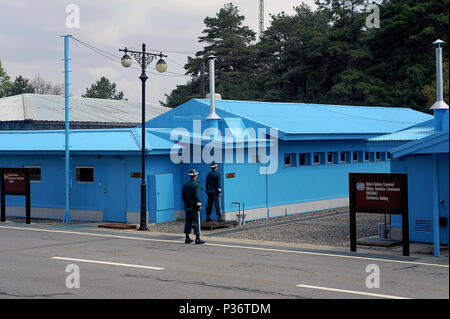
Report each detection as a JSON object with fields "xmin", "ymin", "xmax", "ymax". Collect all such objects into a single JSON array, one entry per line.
[
  {"xmin": 299, "ymin": 154, "xmax": 306, "ymax": 166},
  {"xmin": 313, "ymin": 152, "xmax": 323, "ymax": 165},
  {"xmin": 24, "ymin": 166, "xmax": 41, "ymax": 182},
  {"xmin": 299, "ymin": 153, "xmax": 310, "ymax": 166},
  {"xmin": 284, "ymin": 154, "xmax": 296, "ymax": 167},
  {"xmin": 387, "ymin": 152, "xmax": 391, "ymax": 161},
  {"xmin": 76, "ymin": 167, "xmax": 94, "ymax": 183},
  {"xmin": 340, "ymin": 152, "xmax": 348, "ymax": 164},
  {"xmin": 327, "ymin": 153, "xmax": 333, "ymax": 164},
  {"xmin": 376, "ymin": 152, "xmax": 381, "ymax": 161},
  {"xmin": 365, "ymin": 151, "xmax": 372, "ymax": 162},
  {"xmin": 327, "ymin": 152, "xmax": 339, "ymax": 165},
  {"xmin": 353, "ymin": 151, "xmax": 360, "ymax": 163}
]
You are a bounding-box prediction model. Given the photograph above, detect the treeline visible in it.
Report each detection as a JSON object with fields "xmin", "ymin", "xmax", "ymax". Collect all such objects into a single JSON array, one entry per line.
[
  {"xmin": 161, "ymin": 0, "xmax": 449, "ymax": 113},
  {"xmin": 0, "ymin": 62, "xmax": 124, "ymax": 100},
  {"xmin": 0, "ymin": 65, "xmax": 62, "ymax": 97}
]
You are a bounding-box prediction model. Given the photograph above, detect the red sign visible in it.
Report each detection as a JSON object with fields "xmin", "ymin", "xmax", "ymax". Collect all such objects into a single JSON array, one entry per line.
[
  {"xmin": 353, "ymin": 176, "xmax": 403, "ymax": 210},
  {"xmin": 349, "ymin": 173, "xmax": 408, "ymax": 213},
  {"xmin": 4, "ymin": 171, "xmax": 27, "ymax": 195},
  {"xmin": 348, "ymin": 173, "xmax": 409, "ymax": 256}
]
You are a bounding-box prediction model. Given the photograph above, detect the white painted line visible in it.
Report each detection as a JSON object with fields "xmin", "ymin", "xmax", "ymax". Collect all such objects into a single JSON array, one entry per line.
[
  {"xmin": 1, "ymin": 225, "xmax": 448, "ymax": 269},
  {"xmin": 204, "ymin": 242, "xmax": 449, "ymax": 268},
  {"xmin": 51, "ymin": 257, "xmax": 165, "ymax": 270},
  {"xmin": 296, "ymin": 284, "xmax": 411, "ymax": 299}
]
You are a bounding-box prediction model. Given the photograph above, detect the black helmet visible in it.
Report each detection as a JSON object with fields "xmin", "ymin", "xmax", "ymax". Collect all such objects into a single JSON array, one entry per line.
[
  {"xmin": 188, "ymin": 169, "xmax": 198, "ymax": 177},
  {"xmin": 210, "ymin": 161, "xmax": 218, "ymax": 169}
]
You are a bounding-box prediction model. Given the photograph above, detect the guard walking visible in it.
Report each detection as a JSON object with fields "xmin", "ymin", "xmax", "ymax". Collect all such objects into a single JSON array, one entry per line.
[
  {"xmin": 205, "ymin": 162, "xmax": 222, "ymax": 222},
  {"xmin": 182, "ymin": 169, "xmax": 205, "ymax": 244}
]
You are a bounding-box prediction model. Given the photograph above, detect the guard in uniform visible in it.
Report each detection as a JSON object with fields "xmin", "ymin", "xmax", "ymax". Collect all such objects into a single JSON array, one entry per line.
[
  {"xmin": 182, "ymin": 169, "xmax": 205, "ymax": 244},
  {"xmin": 205, "ymin": 162, "xmax": 222, "ymax": 222}
]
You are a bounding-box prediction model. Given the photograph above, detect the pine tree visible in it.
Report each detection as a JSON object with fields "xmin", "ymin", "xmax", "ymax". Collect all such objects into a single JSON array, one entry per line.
[
  {"xmin": 8, "ymin": 75, "xmax": 35, "ymax": 96},
  {"xmin": 162, "ymin": 3, "xmax": 257, "ymax": 106},
  {"xmin": 0, "ymin": 61, "xmax": 12, "ymax": 98},
  {"xmin": 82, "ymin": 76, "xmax": 124, "ymax": 100}
]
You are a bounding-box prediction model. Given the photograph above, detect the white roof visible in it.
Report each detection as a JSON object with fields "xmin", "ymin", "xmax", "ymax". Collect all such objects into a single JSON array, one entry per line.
[{"xmin": 0, "ymin": 94, "xmax": 171, "ymax": 123}]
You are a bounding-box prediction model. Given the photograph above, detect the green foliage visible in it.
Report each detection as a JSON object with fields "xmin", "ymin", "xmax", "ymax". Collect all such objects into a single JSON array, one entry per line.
[
  {"xmin": 160, "ymin": 78, "xmax": 201, "ymax": 108},
  {"xmin": 390, "ymin": 66, "xmax": 428, "ymax": 111},
  {"xmin": 423, "ymin": 60, "xmax": 449, "ymax": 107},
  {"xmin": 163, "ymin": 0, "xmax": 449, "ymax": 111},
  {"xmin": 82, "ymin": 76, "xmax": 125, "ymax": 100},
  {"xmin": 161, "ymin": 3, "xmax": 258, "ymax": 106},
  {"xmin": 0, "ymin": 61, "xmax": 12, "ymax": 97},
  {"xmin": 9, "ymin": 75, "xmax": 35, "ymax": 96}
]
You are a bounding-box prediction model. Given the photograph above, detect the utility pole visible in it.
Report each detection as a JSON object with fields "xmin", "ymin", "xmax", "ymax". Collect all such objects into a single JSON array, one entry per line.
[
  {"xmin": 62, "ymin": 34, "xmax": 71, "ymax": 224},
  {"xmin": 200, "ymin": 62, "xmax": 206, "ymax": 99}
]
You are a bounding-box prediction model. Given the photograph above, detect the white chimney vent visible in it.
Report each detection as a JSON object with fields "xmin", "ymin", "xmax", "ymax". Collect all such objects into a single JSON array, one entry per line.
[
  {"xmin": 206, "ymin": 56, "xmax": 221, "ymax": 120},
  {"xmin": 430, "ymin": 39, "xmax": 449, "ymax": 110}
]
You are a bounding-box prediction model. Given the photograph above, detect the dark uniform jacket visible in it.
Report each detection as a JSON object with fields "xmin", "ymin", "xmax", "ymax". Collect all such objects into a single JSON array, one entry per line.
[
  {"xmin": 182, "ymin": 180, "xmax": 202, "ymax": 211},
  {"xmin": 206, "ymin": 170, "xmax": 221, "ymax": 194}
]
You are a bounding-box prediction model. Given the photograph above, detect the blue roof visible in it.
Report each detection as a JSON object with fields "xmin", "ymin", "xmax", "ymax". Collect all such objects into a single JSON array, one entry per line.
[
  {"xmin": 0, "ymin": 128, "xmax": 175, "ymax": 153},
  {"xmin": 391, "ymin": 129, "xmax": 449, "ymax": 158},
  {"xmin": 368, "ymin": 119, "xmax": 435, "ymax": 142},
  {"xmin": 173, "ymin": 99, "xmax": 433, "ymax": 135}
]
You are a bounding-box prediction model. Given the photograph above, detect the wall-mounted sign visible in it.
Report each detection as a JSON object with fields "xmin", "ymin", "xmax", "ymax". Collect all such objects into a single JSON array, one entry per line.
[
  {"xmin": 1, "ymin": 168, "xmax": 31, "ymax": 224},
  {"xmin": 349, "ymin": 173, "xmax": 409, "ymax": 256},
  {"xmin": 226, "ymin": 173, "xmax": 235, "ymax": 179}
]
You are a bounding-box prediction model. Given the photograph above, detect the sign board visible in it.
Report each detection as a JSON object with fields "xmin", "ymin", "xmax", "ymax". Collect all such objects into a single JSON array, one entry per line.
[
  {"xmin": 349, "ymin": 173, "xmax": 409, "ymax": 256},
  {"xmin": 4, "ymin": 171, "xmax": 27, "ymax": 195},
  {"xmin": 1, "ymin": 168, "xmax": 31, "ymax": 224},
  {"xmin": 351, "ymin": 174, "xmax": 408, "ymax": 212}
]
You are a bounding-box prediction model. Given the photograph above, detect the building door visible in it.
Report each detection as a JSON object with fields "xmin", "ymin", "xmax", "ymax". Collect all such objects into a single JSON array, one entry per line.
[
  {"xmin": 149, "ymin": 174, "xmax": 174, "ymax": 223},
  {"xmin": 102, "ymin": 159, "xmax": 127, "ymax": 222},
  {"xmin": 408, "ymin": 158, "xmax": 434, "ymax": 243},
  {"xmin": 439, "ymin": 154, "xmax": 449, "ymax": 245}
]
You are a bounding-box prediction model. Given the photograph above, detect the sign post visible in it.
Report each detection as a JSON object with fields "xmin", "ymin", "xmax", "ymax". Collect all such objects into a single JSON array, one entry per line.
[
  {"xmin": 349, "ymin": 173, "xmax": 409, "ymax": 256},
  {"xmin": 1, "ymin": 168, "xmax": 31, "ymax": 224}
]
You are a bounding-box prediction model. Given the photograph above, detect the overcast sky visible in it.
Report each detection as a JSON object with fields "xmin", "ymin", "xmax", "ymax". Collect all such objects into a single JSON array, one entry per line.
[{"xmin": 0, "ymin": 0, "xmax": 316, "ymax": 105}]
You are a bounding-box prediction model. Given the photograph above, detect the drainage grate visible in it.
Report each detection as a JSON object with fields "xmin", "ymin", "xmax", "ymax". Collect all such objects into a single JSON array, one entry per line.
[{"xmin": 415, "ymin": 219, "xmax": 432, "ymax": 232}]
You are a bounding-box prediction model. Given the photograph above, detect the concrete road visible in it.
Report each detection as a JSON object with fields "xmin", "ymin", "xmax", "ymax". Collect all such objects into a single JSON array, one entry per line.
[{"xmin": 0, "ymin": 222, "xmax": 448, "ymax": 300}]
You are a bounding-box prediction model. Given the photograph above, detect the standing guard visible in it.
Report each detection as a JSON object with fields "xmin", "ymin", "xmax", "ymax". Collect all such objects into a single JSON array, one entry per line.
[
  {"xmin": 205, "ymin": 162, "xmax": 222, "ymax": 222},
  {"xmin": 182, "ymin": 169, "xmax": 205, "ymax": 244}
]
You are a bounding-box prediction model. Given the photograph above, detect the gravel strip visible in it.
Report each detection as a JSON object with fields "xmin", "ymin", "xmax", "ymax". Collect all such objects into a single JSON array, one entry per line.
[{"xmin": 146, "ymin": 207, "xmax": 387, "ymax": 247}]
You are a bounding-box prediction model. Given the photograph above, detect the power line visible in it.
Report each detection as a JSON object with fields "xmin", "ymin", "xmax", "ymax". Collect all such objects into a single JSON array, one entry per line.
[{"xmin": 69, "ymin": 36, "xmax": 191, "ymax": 78}]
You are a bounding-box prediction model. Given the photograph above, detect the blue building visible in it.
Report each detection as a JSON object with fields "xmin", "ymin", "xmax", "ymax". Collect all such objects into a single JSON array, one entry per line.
[
  {"xmin": 368, "ymin": 113, "xmax": 449, "ymax": 252},
  {"xmin": 0, "ymin": 98, "xmax": 431, "ymax": 224},
  {"xmin": 367, "ymin": 40, "xmax": 449, "ymax": 257}
]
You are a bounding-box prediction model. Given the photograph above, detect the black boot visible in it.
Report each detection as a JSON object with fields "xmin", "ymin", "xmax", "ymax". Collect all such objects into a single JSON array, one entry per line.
[
  {"xmin": 195, "ymin": 235, "xmax": 205, "ymax": 245},
  {"xmin": 185, "ymin": 235, "xmax": 193, "ymax": 244},
  {"xmin": 206, "ymin": 216, "xmax": 212, "ymax": 222}
]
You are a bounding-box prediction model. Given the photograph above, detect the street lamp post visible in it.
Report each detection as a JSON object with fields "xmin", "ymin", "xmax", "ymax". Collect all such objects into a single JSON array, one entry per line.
[{"xmin": 119, "ymin": 44, "xmax": 167, "ymax": 231}]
